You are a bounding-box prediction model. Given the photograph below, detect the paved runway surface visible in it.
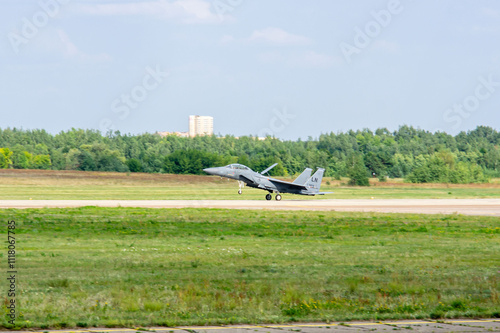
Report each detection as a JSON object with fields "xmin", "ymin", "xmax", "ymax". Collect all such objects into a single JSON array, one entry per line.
[
  {"xmin": 4, "ymin": 320, "xmax": 500, "ymax": 333},
  {"xmin": 1, "ymin": 199, "xmax": 500, "ymax": 216}
]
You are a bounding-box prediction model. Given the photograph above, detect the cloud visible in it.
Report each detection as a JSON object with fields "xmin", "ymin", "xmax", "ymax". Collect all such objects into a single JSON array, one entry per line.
[
  {"xmin": 249, "ymin": 27, "xmax": 311, "ymax": 45},
  {"xmin": 58, "ymin": 30, "xmax": 112, "ymax": 62},
  {"xmin": 33, "ymin": 29, "xmax": 112, "ymax": 63},
  {"xmin": 56, "ymin": 30, "xmax": 79, "ymax": 58},
  {"xmin": 74, "ymin": 0, "xmax": 221, "ymax": 24}
]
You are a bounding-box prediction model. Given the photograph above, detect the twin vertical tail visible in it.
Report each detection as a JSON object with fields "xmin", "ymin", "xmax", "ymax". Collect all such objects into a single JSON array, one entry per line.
[
  {"xmin": 305, "ymin": 168, "xmax": 325, "ymax": 192},
  {"xmin": 293, "ymin": 168, "xmax": 312, "ymax": 184}
]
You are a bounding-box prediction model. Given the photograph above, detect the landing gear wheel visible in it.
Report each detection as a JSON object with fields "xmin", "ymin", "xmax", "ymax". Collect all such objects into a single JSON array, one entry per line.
[
  {"xmin": 265, "ymin": 194, "xmax": 272, "ymax": 201},
  {"xmin": 238, "ymin": 189, "xmax": 242, "ymax": 195},
  {"xmin": 275, "ymin": 194, "xmax": 282, "ymax": 201}
]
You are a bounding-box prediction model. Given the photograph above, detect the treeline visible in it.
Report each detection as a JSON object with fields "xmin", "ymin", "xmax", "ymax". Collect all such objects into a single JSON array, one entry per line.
[{"xmin": 0, "ymin": 126, "xmax": 499, "ymax": 183}]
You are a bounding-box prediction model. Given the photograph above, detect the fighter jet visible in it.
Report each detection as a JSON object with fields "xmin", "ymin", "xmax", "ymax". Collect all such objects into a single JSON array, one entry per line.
[{"xmin": 203, "ymin": 163, "xmax": 331, "ymax": 201}]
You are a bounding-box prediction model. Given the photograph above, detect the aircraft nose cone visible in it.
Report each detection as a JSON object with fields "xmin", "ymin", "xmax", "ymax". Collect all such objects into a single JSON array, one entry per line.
[{"xmin": 203, "ymin": 167, "xmax": 217, "ymax": 175}]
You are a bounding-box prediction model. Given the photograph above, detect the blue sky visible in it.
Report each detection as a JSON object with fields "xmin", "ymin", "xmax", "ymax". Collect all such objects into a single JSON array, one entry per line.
[{"xmin": 1, "ymin": 0, "xmax": 499, "ymax": 140}]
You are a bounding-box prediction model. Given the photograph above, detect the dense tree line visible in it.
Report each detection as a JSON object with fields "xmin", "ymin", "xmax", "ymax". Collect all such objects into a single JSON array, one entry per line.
[{"xmin": 0, "ymin": 126, "xmax": 498, "ymax": 183}]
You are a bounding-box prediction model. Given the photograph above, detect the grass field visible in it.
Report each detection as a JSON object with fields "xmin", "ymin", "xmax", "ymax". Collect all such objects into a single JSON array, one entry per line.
[
  {"xmin": 1, "ymin": 169, "xmax": 499, "ymax": 200},
  {"xmin": 1, "ymin": 207, "xmax": 498, "ymax": 329}
]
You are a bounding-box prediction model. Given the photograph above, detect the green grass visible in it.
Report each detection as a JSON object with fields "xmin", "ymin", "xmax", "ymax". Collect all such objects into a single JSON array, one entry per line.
[
  {"xmin": 0, "ymin": 208, "xmax": 498, "ymax": 329},
  {"xmin": 1, "ymin": 181, "xmax": 500, "ymax": 200},
  {"xmin": 0, "ymin": 170, "xmax": 499, "ymax": 200},
  {"xmin": 6, "ymin": 184, "xmax": 500, "ymax": 200}
]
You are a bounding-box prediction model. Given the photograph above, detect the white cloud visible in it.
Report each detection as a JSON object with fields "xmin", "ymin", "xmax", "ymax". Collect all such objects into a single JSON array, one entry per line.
[
  {"xmin": 33, "ymin": 29, "xmax": 112, "ymax": 63},
  {"xmin": 56, "ymin": 30, "xmax": 79, "ymax": 58},
  {"xmin": 58, "ymin": 30, "xmax": 112, "ymax": 62},
  {"xmin": 249, "ymin": 27, "xmax": 311, "ymax": 45},
  {"xmin": 74, "ymin": 0, "xmax": 221, "ymax": 24}
]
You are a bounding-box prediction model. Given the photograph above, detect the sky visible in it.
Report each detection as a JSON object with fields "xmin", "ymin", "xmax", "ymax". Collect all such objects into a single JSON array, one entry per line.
[{"xmin": 1, "ymin": 0, "xmax": 500, "ymax": 140}]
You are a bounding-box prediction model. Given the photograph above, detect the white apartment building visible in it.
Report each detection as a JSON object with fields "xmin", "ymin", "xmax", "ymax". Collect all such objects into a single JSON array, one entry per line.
[{"xmin": 189, "ymin": 115, "xmax": 213, "ymax": 137}]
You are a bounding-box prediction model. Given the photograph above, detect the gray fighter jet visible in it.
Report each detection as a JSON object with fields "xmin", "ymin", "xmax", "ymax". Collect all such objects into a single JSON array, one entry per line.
[{"xmin": 203, "ymin": 163, "xmax": 331, "ymax": 201}]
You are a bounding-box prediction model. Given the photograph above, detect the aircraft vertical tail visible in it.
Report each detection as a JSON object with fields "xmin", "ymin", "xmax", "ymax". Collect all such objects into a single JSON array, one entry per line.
[
  {"xmin": 305, "ymin": 168, "xmax": 325, "ymax": 192},
  {"xmin": 293, "ymin": 168, "xmax": 312, "ymax": 185}
]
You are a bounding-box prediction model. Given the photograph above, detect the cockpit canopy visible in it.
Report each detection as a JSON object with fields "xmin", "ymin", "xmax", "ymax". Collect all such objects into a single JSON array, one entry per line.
[{"xmin": 226, "ymin": 164, "xmax": 251, "ymax": 170}]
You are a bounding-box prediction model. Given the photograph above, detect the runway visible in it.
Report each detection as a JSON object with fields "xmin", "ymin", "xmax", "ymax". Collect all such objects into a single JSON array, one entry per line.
[
  {"xmin": 4, "ymin": 319, "xmax": 500, "ymax": 333},
  {"xmin": 1, "ymin": 199, "xmax": 499, "ymax": 216}
]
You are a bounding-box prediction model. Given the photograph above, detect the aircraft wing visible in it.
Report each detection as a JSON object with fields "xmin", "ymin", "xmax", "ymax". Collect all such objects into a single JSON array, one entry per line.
[
  {"xmin": 267, "ymin": 177, "xmax": 333, "ymax": 195},
  {"xmin": 267, "ymin": 178, "xmax": 307, "ymax": 191},
  {"xmin": 260, "ymin": 163, "xmax": 278, "ymax": 175},
  {"xmin": 239, "ymin": 174, "xmax": 256, "ymax": 185}
]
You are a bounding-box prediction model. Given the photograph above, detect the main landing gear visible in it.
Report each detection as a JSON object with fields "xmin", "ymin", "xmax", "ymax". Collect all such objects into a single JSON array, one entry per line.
[{"xmin": 265, "ymin": 193, "xmax": 282, "ymax": 201}]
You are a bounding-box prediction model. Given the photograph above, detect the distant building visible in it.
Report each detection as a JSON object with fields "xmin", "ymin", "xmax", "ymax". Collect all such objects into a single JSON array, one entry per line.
[
  {"xmin": 189, "ymin": 115, "xmax": 213, "ymax": 137},
  {"xmin": 156, "ymin": 115, "xmax": 213, "ymax": 138},
  {"xmin": 156, "ymin": 131, "xmax": 189, "ymax": 138},
  {"xmin": 229, "ymin": 136, "xmax": 267, "ymax": 140}
]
